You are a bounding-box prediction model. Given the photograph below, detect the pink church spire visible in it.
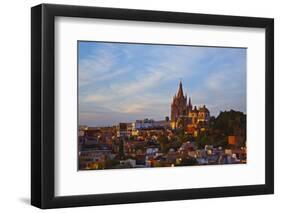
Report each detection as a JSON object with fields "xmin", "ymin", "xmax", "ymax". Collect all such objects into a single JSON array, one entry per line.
[{"xmin": 177, "ymin": 81, "xmax": 184, "ymax": 98}]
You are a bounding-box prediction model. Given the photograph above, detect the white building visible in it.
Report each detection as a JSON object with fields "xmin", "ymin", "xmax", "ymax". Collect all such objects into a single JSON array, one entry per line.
[{"xmin": 132, "ymin": 119, "xmax": 154, "ymax": 130}]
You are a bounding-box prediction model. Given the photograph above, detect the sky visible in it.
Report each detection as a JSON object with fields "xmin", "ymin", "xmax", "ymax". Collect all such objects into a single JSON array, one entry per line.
[{"xmin": 78, "ymin": 41, "xmax": 246, "ymax": 127}]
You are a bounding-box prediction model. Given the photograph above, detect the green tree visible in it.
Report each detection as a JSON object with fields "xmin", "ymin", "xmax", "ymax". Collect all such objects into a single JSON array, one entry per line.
[
  {"xmin": 157, "ymin": 135, "xmax": 169, "ymax": 153},
  {"xmin": 202, "ymin": 110, "xmax": 246, "ymax": 148},
  {"xmin": 119, "ymin": 139, "xmax": 125, "ymax": 160},
  {"xmin": 214, "ymin": 110, "xmax": 246, "ymax": 135},
  {"xmin": 195, "ymin": 131, "xmax": 208, "ymax": 149}
]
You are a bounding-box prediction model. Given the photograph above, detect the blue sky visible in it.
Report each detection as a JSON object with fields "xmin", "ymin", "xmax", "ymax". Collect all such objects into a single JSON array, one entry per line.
[{"xmin": 78, "ymin": 41, "xmax": 246, "ymax": 127}]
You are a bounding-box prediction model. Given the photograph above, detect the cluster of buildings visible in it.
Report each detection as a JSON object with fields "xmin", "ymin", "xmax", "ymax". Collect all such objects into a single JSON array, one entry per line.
[
  {"xmin": 117, "ymin": 118, "xmax": 170, "ymax": 138},
  {"xmin": 78, "ymin": 81, "xmax": 246, "ymax": 170}
]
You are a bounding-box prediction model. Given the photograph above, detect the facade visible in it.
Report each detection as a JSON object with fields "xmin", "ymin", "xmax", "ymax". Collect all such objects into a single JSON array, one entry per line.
[
  {"xmin": 170, "ymin": 81, "xmax": 210, "ymax": 131},
  {"xmin": 133, "ymin": 119, "xmax": 154, "ymax": 130},
  {"xmin": 132, "ymin": 118, "xmax": 170, "ymax": 136},
  {"xmin": 117, "ymin": 123, "xmax": 128, "ymax": 138}
]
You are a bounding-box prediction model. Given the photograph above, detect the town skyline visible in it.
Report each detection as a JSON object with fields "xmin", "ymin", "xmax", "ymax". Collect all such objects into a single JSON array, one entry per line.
[
  {"xmin": 79, "ymin": 41, "xmax": 246, "ymax": 127},
  {"xmin": 78, "ymin": 81, "xmax": 246, "ymax": 170}
]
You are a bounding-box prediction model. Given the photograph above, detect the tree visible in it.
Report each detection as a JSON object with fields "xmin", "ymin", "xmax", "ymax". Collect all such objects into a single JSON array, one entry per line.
[
  {"xmin": 157, "ymin": 135, "xmax": 169, "ymax": 153},
  {"xmin": 175, "ymin": 128, "xmax": 188, "ymax": 144},
  {"xmin": 119, "ymin": 139, "xmax": 125, "ymax": 160},
  {"xmin": 195, "ymin": 131, "xmax": 208, "ymax": 149},
  {"xmin": 214, "ymin": 110, "xmax": 246, "ymax": 136},
  {"xmin": 209, "ymin": 110, "xmax": 246, "ymax": 147}
]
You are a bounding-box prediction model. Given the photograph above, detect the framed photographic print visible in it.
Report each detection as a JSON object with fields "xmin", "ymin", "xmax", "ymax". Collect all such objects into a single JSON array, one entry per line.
[{"xmin": 31, "ymin": 3, "xmax": 274, "ymax": 209}]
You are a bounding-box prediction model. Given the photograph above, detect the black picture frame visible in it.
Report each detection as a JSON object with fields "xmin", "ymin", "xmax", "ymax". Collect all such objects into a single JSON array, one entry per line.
[{"xmin": 31, "ymin": 3, "xmax": 274, "ymax": 209}]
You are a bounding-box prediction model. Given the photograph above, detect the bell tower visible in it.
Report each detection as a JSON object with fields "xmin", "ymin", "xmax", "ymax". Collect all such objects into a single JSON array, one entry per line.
[{"xmin": 170, "ymin": 81, "xmax": 187, "ymax": 128}]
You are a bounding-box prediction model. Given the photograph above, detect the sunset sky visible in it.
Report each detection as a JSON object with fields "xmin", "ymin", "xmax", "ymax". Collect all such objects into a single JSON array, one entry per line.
[{"xmin": 78, "ymin": 41, "xmax": 246, "ymax": 127}]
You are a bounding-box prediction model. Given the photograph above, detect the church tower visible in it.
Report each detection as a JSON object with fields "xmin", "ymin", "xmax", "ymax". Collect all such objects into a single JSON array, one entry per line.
[
  {"xmin": 170, "ymin": 81, "xmax": 210, "ymax": 132},
  {"xmin": 187, "ymin": 97, "xmax": 192, "ymax": 112},
  {"xmin": 170, "ymin": 81, "xmax": 187, "ymax": 128}
]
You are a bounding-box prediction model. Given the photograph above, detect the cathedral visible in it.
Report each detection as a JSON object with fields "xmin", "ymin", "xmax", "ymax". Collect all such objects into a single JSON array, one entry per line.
[{"xmin": 170, "ymin": 81, "xmax": 210, "ymax": 132}]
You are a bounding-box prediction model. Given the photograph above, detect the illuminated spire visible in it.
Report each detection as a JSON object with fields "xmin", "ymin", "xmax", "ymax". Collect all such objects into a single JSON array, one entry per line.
[
  {"xmin": 177, "ymin": 80, "xmax": 184, "ymax": 98},
  {"xmin": 188, "ymin": 97, "xmax": 192, "ymax": 107}
]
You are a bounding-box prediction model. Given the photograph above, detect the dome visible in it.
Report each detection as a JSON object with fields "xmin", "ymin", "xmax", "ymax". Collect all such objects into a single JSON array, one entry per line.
[{"xmin": 199, "ymin": 105, "xmax": 209, "ymax": 113}]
